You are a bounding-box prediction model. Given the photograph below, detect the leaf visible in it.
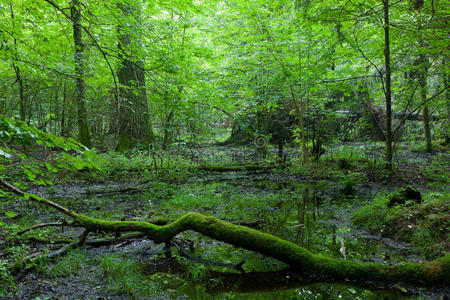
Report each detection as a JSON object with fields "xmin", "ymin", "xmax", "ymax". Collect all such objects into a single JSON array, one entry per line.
[
  {"xmin": 73, "ymin": 161, "xmax": 85, "ymax": 170},
  {"xmin": 395, "ymin": 286, "xmax": 408, "ymax": 293},
  {"xmin": 0, "ymin": 148, "xmax": 11, "ymax": 159},
  {"xmin": 4, "ymin": 211, "xmax": 17, "ymax": 218}
]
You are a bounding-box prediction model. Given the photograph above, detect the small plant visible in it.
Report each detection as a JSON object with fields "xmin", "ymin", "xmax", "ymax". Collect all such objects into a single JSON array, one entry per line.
[
  {"xmin": 0, "ymin": 259, "xmax": 16, "ymax": 296},
  {"xmin": 50, "ymin": 249, "xmax": 92, "ymax": 277},
  {"xmin": 185, "ymin": 263, "xmax": 208, "ymax": 284},
  {"xmin": 352, "ymin": 194, "xmax": 390, "ymax": 231},
  {"xmin": 100, "ymin": 255, "xmax": 159, "ymax": 297},
  {"xmin": 338, "ymin": 172, "xmax": 364, "ymax": 196}
]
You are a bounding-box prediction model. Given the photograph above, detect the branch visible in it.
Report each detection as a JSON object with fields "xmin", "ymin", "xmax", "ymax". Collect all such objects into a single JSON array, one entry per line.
[
  {"xmin": 0, "ymin": 180, "xmax": 78, "ymax": 218},
  {"xmin": 17, "ymin": 221, "xmax": 68, "ymax": 236},
  {"xmin": 393, "ymin": 86, "xmax": 448, "ymax": 135},
  {"xmin": 42, "ymin": 0, "xmax": 119, "ymax": 103},
  {"xmin": 2, "ymin": 180, "xmax": 449, "ymax": 286}
]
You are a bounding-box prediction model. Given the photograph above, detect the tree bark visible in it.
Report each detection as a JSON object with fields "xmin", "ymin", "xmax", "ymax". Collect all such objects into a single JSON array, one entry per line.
[
  {"xmin": 1, "ymin": 180, "xmax": 448, "ymax": 287},
  {"xmin": 419, "ymin": 55, "xmax": 432, "ymax": 152},
  {"xmin": 71, "ymin": 0, "xmax": 91, "ymax": 148},
  {"xmin": 443, "ymin": 58, "xmax": 450, "ymax": 145},
  {"xmin": 116, "ymin": 1, "xmax": 153, "ymax": 152},
  {"xmin": 382, "ymin": 0, "xmax": 393, "ymax": 169}
]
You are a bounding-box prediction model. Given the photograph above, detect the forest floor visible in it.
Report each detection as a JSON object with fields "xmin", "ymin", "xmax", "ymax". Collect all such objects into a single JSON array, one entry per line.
[{"xmin": 0, "ymin": 143, "xmax": 449, "ymax": 299}]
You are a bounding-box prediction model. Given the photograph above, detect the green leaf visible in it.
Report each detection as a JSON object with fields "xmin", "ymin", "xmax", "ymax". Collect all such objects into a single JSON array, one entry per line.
[
  {"xmin": 4, "ymin": 211, "xmax": 17, "ymax": 218},
  {"xmin": 0, "ymin": 148, "xmax": 11, "ymax": 159}
]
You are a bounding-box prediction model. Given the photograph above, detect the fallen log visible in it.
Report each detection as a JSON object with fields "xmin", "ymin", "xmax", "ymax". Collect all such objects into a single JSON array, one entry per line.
[
  {"xmin": 0, "ymin": 180, "xmax": 448, "ymax": 286},
  {"xmin": 196, "ymin": 164, "xmax": 276, "ymax": 172}
]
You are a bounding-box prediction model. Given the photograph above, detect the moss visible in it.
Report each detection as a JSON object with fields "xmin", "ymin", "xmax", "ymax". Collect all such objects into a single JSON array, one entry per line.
[
  {"xmin": 388, "ymin": 185, "xmax": 422, "ymax": 207},
  {"xmin": 14, "ymin": 188, "xmax": 450, "ymax": 286},
  {"xmin": 71, "ymin": 212, "xmax": 449, "ymax": 285},
  {"xmin": 354, "ymin": 191, "xmax": 449, "ymax": 258}
]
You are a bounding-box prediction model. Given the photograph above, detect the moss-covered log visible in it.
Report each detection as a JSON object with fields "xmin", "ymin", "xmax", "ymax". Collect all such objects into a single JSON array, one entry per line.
[
  {"xmin": 1, "ymin": 180, "xmax": 448, "ymax": 286},
  {"xmin": 197, "ymin": 164, "xmax": 275, "ymax": 172}
]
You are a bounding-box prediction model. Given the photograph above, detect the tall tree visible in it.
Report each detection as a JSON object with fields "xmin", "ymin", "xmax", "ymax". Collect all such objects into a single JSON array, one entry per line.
[
  {"xmin": 116, "ymin": 0, "xmax": 153, "ymax": 151},
  {"xmin": 71, "ymin": 0, "xmax": 91, "ymax": 148},
  {"xmin": 382, "ymin": 0, "xmax": 393, "ymax": 168}
]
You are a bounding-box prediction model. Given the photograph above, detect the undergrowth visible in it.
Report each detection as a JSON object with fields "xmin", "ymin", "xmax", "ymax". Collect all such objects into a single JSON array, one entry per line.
[{"xmin": 352, "ymin": 191, "xmax": 449, "ymax": 258}]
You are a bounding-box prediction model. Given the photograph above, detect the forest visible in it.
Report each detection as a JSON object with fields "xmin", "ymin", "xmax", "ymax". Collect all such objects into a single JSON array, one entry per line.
[{"xmin": 0, "ymin": 0, "xmax": 449, "ymax": 299}]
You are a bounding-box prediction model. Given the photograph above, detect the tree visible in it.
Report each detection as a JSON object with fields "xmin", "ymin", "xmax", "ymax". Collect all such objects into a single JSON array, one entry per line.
[
  {"xmin": 71, "ymin": 0, "xmax": 92, "ymax": 148},
  {"xmin": 382, "ymin": 0, "xmax": 393, "ymax": 167},
  {"xmin": 116, "ymin": 0, "xmax": 153, "ymax": 151}
]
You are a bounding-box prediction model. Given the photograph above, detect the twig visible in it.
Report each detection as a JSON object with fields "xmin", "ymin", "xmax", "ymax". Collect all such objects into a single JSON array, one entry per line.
[
  {"xmin": 0, "ymin": 180, "xmax": 78, "ymax": 218},
  {"xmin": 18, "ymin": 220, "xmax": 68, "ymax": 235}
]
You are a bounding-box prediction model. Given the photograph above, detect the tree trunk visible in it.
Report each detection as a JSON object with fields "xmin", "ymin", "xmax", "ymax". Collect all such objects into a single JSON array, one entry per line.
[
  {"xmin": 419, "ymin": 56, "xmax": 432, "ymax": 152},
  {"xmin": 116, "ymin": 1, "xmax": 153, "ymax": 152},
  {"xmin": 423, "ymin": 105, "xmax": 432, "ymax": 151},
  {"xmin": 60, "ymin": 79, "xmax": 67, "ymax": 136},
  {"xmin": 444, "ymin": 58, "xmax": 450, "ymax": 145},
  {"xmin": 9, "ymin": 4, "xmax": 27, "ymax": 122},
  {"xmin": 162, "ymin": 109, "xmax": 174, "ymax": 150},
  {"xmin": 382, "ymin": 0, "xmax": 393, "ymax": 169},
  {"xmin": 1, "ymin": 180, "xmax": 448, "ymax": 287},
  {"xmin": 71, "ymin": 0, "xmax": 91, "ymax": 148}
]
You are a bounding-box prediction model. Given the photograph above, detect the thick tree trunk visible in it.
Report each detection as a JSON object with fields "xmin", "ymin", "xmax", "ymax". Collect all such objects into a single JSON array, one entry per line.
[
  {"xmin": 71, "ymin": 0, "xmax": 91, "ymax": 148},
  {"xmin": 116, "ymin": 2, "xmax": 153, "ymax": 152},
  {"xmin": 1, "ymin": 180, "xmax": 448, "ymax": 287}
]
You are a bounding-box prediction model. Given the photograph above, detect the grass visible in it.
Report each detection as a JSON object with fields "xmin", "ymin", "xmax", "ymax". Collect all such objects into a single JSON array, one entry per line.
[
  {"xmin": 100, "ymin": 255, "xmax": 163, "ymax": 298},
  {"xmin": 352, "ymin": 190, "xmax": 449, "ymax": 258},
  {"xmin": 50, "ymin": 249, "xmax": 94, "ymax": 277}
]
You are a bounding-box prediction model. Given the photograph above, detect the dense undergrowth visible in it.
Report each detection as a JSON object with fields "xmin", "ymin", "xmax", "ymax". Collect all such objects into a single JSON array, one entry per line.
[{"xmin": 353, "ymin": 190, "xmax": 449, "ymax": 258}]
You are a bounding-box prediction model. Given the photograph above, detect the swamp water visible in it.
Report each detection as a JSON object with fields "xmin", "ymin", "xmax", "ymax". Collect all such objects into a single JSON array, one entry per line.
[{"xmin": 6, "ymin": 170, "xmax": 447, "ymax": 299}]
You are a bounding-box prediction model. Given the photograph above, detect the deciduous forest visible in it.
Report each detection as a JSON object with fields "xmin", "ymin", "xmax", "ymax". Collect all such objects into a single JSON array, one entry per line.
[{"xmin": 0, "ymin": 0, "xmax": 449, "ymax": 299}]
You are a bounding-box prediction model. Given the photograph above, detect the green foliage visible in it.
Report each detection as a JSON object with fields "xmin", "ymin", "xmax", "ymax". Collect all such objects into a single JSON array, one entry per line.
[
  {"xmin": 353, "ymin": 191, "xmax": 449, "ymax": 258},
  {"xmin": 100, "ymin": 255, "xmax": 158, "ymax": 297},
  {"xmin": 0, "ymin": 116, "xmax": 102, "ymax": 180},
  {"xmin": 337, "ymin": 172, "xmax": 364, "ymax": 196},
  {"xmin": 0, "ymin": 116, "xmax": 103, "ymax": 223},
  {"xmin": 184, "ymin": 263, "xmax": 209, "ymax": 284},
  {"xmin": 352, "ymin": 194, "xmax": 390, "ymax": 231},
  {"xmin": 0, "ymin": 259, "xmax": 15, "ymax": 296},
  {"xmin": 50, "ymin": 249, "xmax": 93, "ymax": 277},
  {"xmin": 424, "ymin": 153, "xmax": 450, "ymax": 187}
]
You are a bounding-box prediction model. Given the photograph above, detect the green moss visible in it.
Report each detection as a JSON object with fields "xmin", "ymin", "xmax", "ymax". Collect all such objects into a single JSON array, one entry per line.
[
  {"xmin": 388, "ymin": 185, "xmax": 422, "ymax": 207},
  {"xmin": 353, "ymin": 191, "xmax": 449, "ymax": 258}
]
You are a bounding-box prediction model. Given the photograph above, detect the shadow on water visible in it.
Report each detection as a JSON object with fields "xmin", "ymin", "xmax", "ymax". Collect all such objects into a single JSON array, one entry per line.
[{"xmin": 143, "ymin": 257, "xmax": 411, "ymax": 299}]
